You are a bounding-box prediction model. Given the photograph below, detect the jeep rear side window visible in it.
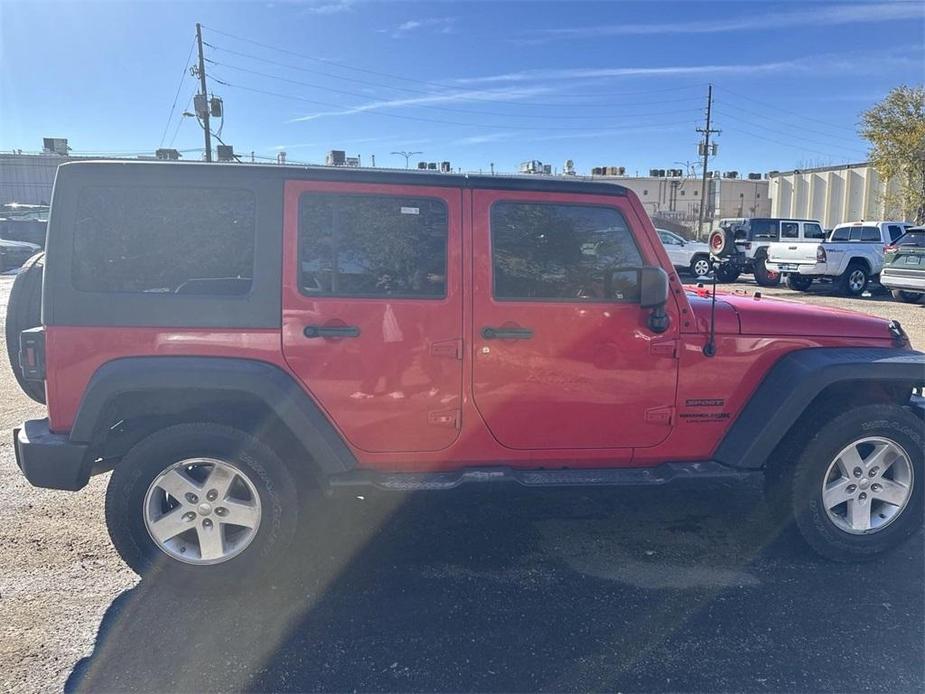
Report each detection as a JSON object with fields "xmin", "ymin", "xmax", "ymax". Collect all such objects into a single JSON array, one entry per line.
[
  {"xmin": 490, "ymin": 202, "xmax": 642, "ymax": 301},
  {"xmin": 299, "ymin": 193, "xmax": 447, "ymax": 298},
  {"xmin": 72, "ymin": 186, "xmax": 255, "ymax": 295}
]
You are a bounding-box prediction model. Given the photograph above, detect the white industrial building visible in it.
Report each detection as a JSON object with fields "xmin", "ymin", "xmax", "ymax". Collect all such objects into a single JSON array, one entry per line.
[{"xmin": 768, "ymin": 162, "xmax": 905, "ymax": 229}]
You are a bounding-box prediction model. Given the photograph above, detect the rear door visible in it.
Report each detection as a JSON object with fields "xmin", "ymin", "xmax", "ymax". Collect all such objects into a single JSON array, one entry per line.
[
  {"xmin": 471, "ymin": 190, "xmax": 680, "ymax": 451},
  {"xmin": 281, "ymin": 180, "xmax": 463, "ymax": 453}
]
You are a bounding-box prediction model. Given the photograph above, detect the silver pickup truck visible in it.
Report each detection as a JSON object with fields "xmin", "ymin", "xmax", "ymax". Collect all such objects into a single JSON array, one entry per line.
[{"xmin": 767, "ymin": 220, "xmax": 913, "ymax": 296}]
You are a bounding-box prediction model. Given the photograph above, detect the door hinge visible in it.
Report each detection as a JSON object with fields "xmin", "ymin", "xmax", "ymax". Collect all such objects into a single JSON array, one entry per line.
[
  {"xmin": 428, "ymin": 409, "xmax": 461, "ymax": 430},
  {"xmin": 431, "ymin": 338, "xmax": 463, "ymax": 360},
  {"xmin": 649, "ymin": 338, "xmax": 679, "ymax": 359},
  {"xmin": 645, "ymin": 406, "xmax": 675, "ymax": 425}
]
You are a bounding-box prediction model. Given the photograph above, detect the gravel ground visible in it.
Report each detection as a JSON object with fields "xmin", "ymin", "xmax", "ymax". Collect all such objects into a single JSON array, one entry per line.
[{"xmin": 0, "ymin": 272, "xmax": 922, "ymax": 694}]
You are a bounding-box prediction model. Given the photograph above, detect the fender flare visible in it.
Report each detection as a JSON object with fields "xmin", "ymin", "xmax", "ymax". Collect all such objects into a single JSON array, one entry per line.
[
  {"xmin": 70, "ymin": 357, "xmax": 357, "ymax": 475},
  {"xmin": 714, "ymin": 347, "xmax": 925, "ymax": 470}
]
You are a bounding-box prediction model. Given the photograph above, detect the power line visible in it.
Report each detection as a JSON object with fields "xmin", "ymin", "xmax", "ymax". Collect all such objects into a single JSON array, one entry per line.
[
  {"xmin": 721, "ymin": 126, "xmax": 860, "ymax": 161},
  {"xmin": 159, "ymin": 36, "xmax": 197, "ymax": 148},
  {"xmin": 207, "ymin": 59, "xmax": 704, "ymax": 121},
  {"xmin": 714, "ymin": 100, "xmax": 864, "ymax": 146},
  {"xmin": 713, "ymin": 109, "xmax": 867, "ymax": 158},
  {"xmin": 201, "ymin": 26, "xmax": 706, "ymax": 103},
  {"xmin": 717, "ymin": 84, "xmax": 860, "ymax": 134},
  {"xmin": 168, "ymin": 91, "xmax": 196, "ymax": 147},
  {"xmin": 214, "ymin": 76, "xmax": 702, "ymax": 132}
]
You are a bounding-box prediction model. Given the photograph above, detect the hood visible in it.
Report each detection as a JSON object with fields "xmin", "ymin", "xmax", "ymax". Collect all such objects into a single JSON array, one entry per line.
[{"xmin": 717, "ymin": 291, "xmax": 892, "ymax": 340}]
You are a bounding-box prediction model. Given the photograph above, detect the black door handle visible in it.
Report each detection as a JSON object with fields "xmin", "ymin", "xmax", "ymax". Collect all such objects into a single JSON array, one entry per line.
[
  {"xmin": 304, "ymin": 325, "xmax": 361, "ymax": 338},
  {"xmin": 481, "ymin": 326, "xmax": 533, "ymax": 340}
]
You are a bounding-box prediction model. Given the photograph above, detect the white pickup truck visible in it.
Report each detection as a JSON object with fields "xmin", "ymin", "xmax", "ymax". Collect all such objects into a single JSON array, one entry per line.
[{"xmin": 767, "ymin": 220, "xmax": 913, "ymax": 296}]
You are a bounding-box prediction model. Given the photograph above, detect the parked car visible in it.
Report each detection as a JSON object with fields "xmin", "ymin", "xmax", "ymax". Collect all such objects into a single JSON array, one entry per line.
[
  {"xmin": 0, "ymin": 238, "xmax": 41, "ymax": 271},
  {"xmin": 881, "ymin": 225, "xmax": 925, "ymax": 303},
  {"xmin": 10, "ymin": 161, "xmax": 924, "ymax": 583},
  {"xmin": 656, "ymin": 228, "xmax": 711, "ymax": 277},
  {"xmin": 767, "ymin": 221, "xmax": 913, "ymax": 297},
  {"xmin": 712, "ymin": 217, "xmax": 826, "ymax": 286}
]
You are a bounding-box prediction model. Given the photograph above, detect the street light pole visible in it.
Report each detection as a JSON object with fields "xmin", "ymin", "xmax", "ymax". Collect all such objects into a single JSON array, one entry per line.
[{"xmin": 391, "ymin": 151, "xmax": 422, "ymax": 169}]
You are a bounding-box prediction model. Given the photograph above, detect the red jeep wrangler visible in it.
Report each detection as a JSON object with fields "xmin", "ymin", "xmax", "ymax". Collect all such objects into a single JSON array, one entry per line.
[{"xmin": 10, "ymin": 161, "xmax": 924, "ymax": 579}]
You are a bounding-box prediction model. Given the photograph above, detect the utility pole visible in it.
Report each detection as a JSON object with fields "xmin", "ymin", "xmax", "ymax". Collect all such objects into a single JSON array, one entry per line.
[
  {"xmin": 195, "ymin": 23, "xmax": 212, "ymax": 162},
  {"xmin": 696, "ymin": 84, "xmax": 720, "ymax": 239},
  {"xmin": 391, "ymin": 151, "xmax": 421, "ymax": 169}
]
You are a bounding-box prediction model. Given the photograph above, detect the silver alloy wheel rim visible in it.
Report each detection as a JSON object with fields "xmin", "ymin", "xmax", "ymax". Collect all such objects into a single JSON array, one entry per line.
[
  {"xmin": 693, "ymin": 259, "xmax": 711, "ymax": 277},
  {"xmin": 821, "ymin": 436, "xmax": 914, "ymax": 535},
  {"xmin": 143, "ymin": 458, "xmax": 262, "ymax": 565},
  {"xmin": 848, "ymin": 270, "xmax": 866, "ymax": 292}
]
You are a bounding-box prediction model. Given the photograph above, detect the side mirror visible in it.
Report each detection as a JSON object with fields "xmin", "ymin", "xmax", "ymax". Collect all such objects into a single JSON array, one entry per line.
[{"xmin": 638, "ymin": 266, "xmax": 670, "ymax": 334}]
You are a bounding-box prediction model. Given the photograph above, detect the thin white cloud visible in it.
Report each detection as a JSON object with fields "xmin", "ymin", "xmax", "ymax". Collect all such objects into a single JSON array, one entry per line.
[
  {"xmin": 455, "ymin": 60, "xmax": 800, "ymax": 85},
  {"xmin": 454, "ymin": 50, "xmax": 921, "ymax": 86},
  {"xmin": 385, "ymin": 17, "xmax": 457, "ymax": 39},
  {"xmin": 523, "ymin": 2, "xmax": 923, "ymax": 41},
  {"xmin": 288, "ymin": 86, "xmax": 553, "ymax": 122},
  {"xmin": 301, "ymin": 0, "xmax": 355, "ymax": 16}
]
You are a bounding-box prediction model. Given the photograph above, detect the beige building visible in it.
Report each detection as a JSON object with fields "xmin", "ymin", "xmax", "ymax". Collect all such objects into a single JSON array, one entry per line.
[
  {"xmin": 594, "ymin": 173, "xmax": 770, "ymax": 232},
  {"xmin": 768, "ymin": 162, "xmax": 904, "ymax": 229}
]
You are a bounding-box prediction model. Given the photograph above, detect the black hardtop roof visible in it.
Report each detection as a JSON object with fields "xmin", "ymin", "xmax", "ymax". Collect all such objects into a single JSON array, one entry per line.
[{"xmin": 58, "ymin": 159, "xmax": 629, "ymax": 197}]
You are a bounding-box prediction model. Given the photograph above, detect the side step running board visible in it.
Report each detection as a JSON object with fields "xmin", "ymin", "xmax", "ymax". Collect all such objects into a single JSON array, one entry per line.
[{"xmin": 327, "ymin": 461, "xmax": 754, "ymax": 492}]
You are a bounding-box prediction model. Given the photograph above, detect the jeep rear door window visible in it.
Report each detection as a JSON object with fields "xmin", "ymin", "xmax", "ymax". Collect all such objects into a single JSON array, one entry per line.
[
  {"xmin": 490, "ymin": 202, "xmax": 642, "ymax": 301},
  {"xmin": 781, "ymin": 221, "xmax": 799, "ymax": 238},
  {"xmin": 299, "ymin": 194, "xmax": 447, "ymax": 298},
  {"xmin": 803, "ymin": 222, "xmax": 825, "ymax": 239},
  {"xmin": 72, "ymin": 186, "xmax": 255, "ymax": 295}
]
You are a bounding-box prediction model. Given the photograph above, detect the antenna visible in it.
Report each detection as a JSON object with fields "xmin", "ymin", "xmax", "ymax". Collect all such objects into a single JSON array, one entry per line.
[{"xmin": 703, "ymin": 259, "xmax": 719, "ymax": 357}]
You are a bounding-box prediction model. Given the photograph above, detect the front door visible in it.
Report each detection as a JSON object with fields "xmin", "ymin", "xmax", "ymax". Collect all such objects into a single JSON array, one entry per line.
[
  {"xmin": 471, "ymin": 190, "xmax": 680, "ymax": 450},
  {"xmin": 281, "ymin": 181, "xmax": 463, "ymax": 453}
]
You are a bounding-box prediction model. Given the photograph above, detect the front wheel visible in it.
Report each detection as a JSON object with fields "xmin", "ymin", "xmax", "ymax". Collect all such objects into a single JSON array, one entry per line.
[
  {"xmin": 106, "ymin": 423, "xmax": 300, "ymax": 583},
  {"xmin": 689, "ymin": 255, "xmax": 711, "ymax": 279},
  {"xmin": 753, "ymin": 256, "xmax": 781, "ymax": 287},
  {"xmin": 790, "ymin": 404, "xmax": 923, "ymax": 562},
  {"xmin": 786, "ymin": 274, "xmax": 814, "ymax": 292},
  {"xmin": 891, "ymin": 289, "xmax": 923, "ymax": 304}
]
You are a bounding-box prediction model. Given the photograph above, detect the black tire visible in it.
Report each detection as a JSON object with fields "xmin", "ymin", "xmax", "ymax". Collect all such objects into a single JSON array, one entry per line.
[
  {"xmin": 837, "ymin": 261, "xmax": 869, "ymax": 297},
  {"xmin": 753, "ymin": 256, "xmax": 781, "ymax": 287},
  {"xmin": 891, "ymin": 289, "xmax": 923, "ymax": 304},
  {"xmin": 689, "ymin": 254, "xmax": 711, "ymax": 278},
  {"xmin": 790, "ymin": 404, "xmax": 923, "ymax": 562},
  {"xmin": 714, "ymin": 263, "xmax": 741, "ymax": 283},
  {"xmin": 5, "ymin": 252, "xmax": 45, "ymax": 404},
  {"xmin": 786, "ymin": 274, "xmax": 813, "ymax": 292},
  {"xmin": 106, "ymin": 422, "xmax": 301, "ymax": 584}
]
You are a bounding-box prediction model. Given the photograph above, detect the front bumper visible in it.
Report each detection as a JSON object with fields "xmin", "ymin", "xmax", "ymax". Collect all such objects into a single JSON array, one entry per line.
[
  {"xmin": 13, "ymin": 419, "xmax": 91, "ymax": 491},
  {"xmin": 881, "ymin": 268, "xmax": 925, "ymax": 292}
]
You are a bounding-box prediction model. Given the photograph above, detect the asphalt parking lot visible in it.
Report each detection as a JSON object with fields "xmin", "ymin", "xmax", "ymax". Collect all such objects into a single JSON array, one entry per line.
[{"xmin": 1, "ymin": 272, "xmax": 923, "ymax": 693}]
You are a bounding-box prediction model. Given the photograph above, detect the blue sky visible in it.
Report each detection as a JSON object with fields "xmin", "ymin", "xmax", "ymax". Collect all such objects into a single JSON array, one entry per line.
[{"xmin": 1, "ymin": 0, "xmax": 923, "ymax": 174}]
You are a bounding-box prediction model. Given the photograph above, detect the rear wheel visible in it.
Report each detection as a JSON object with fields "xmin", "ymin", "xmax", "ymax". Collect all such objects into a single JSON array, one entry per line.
[
  {"xmin": 5, "ymin": 252, "xmax": 45, "ymax": 403},
  {"xmin": 753, "ymin": 256, "xmax": 781, "ymax": 287},
  {"xmin": 106, "ymin": 422, "xmax": 300, "ymax": 583},
  {"xmin": 786, "ymin": 274, "xmax": 813, "ymax": 292},
  {"xmin": 689, "ymin": 255, "xmax": 711, "ymax": 278},
  {"xmin": 838, "ymin": 262, "xmax": 869, "ymax": 297},
  {"xmin": 789, "ymin": 404, "xmax": 922, "ymax": 561},
  {"xmin": 891, "ymin": 289, "xmax": 923, "ymax": 304},
  {"xmin": 714, "ymin": 263, "xmax": 740, "ymax": 283}
]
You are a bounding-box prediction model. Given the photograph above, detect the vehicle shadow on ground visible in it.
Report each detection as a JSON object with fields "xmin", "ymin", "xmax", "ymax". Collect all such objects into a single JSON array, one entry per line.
[{"xmin": 65, "ymin": 482, "xmax": 924, "ymax": 693}]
